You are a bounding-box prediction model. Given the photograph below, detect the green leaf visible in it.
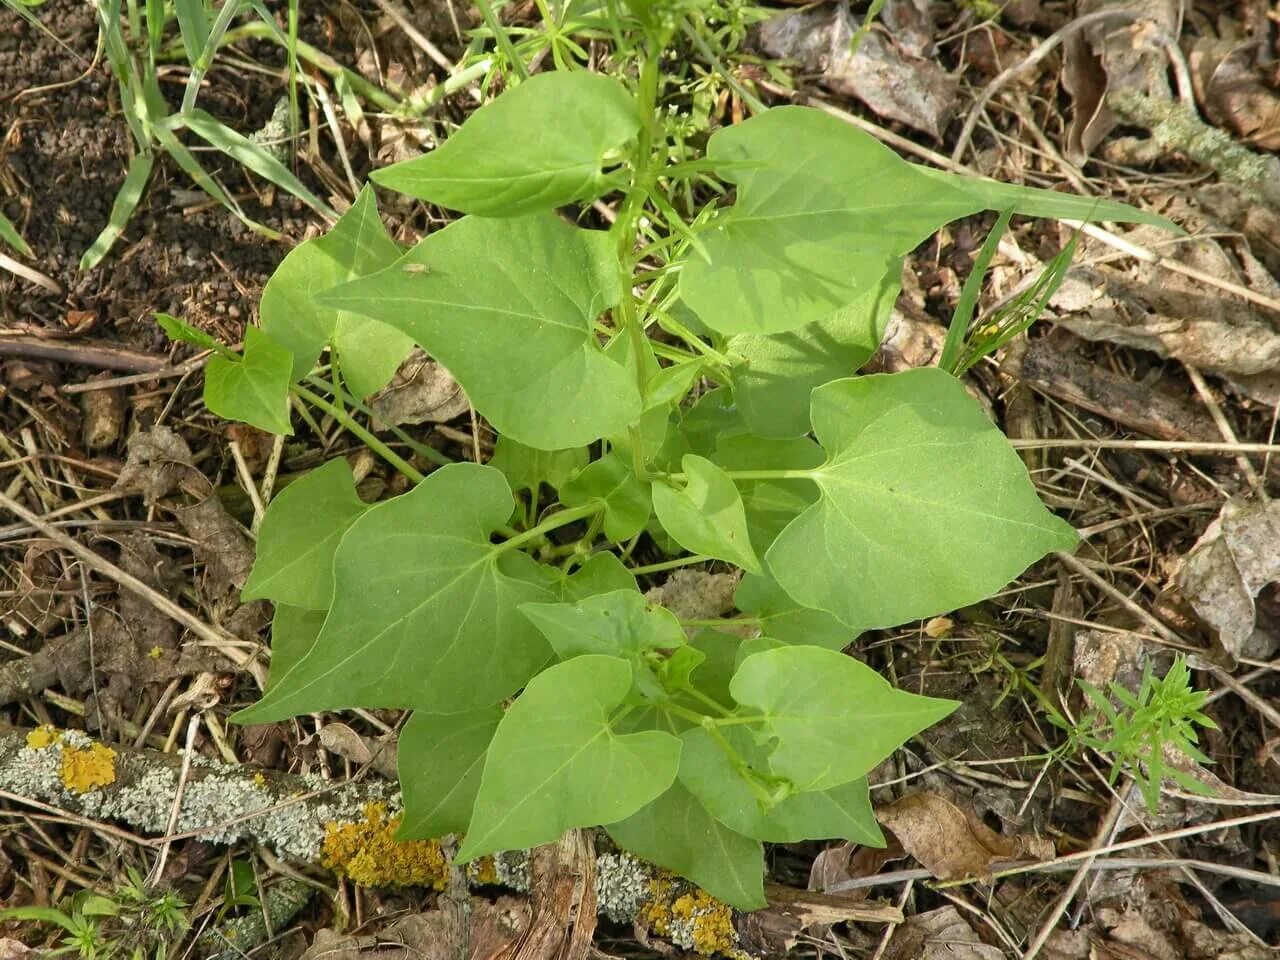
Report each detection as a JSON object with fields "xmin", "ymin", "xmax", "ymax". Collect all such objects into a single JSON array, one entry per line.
[
  {"xmin": 557, "ymin": 552, "xmax": 640, "ymax": 601},
  {"xmin": 711, "ymin": 435, "xmax": 823, "ymax": 553},
  {"xmin": 457, "ymin": 655, "xmax": 681, "ymax": 860},
  {"xmin": 652, "ymin": 455, "xmax": 761, "ymax": 573},
  {"xmin": 766, "ymin": 369, "xmax": 1078, "ymax": 630},
  {"xmin": 726, "ymin": 270, "xmax": 901, "ymax": 437},
  {"xmin": 520, "ymin": 588, "xmax": 685, "ymax": 660},
  {"xmin": 731, "ymin": 646, "xmax": 957, "ymax": 790},
  {"xmin": 606, "ymin": 780, "xmax": 765, "ymax": 910},
  {"xmin": 489, "ymin": 436, "xmax": 589, "ymax": 496},
  {"xmin": 0, "ymin": 209, "xmax": 33, "ymax": 257},
  {"xmin": 644, "ymin": 360, "xmax": 705, "ymax": 412},
  {"xmin": 688, "ymin": 628, "xmax": 742, "ymax": 707},
  {"xmin": 733, "ymin": 574, "xmax": 851, "ymax": 650},
  {"xmin": 242, "ymin": 458, "xmax": 370, "ymax": 609},
  {"xmin": 265, "ymin": 605, "xmax": 325, "ymax": 687},
  {"xmin": 371, "ymin": 71, "xmax": 640, "ymax": 216},
  {"xmin": 320, "ymin": 214, "xmax": 640, "ymax": 449},
  {"xmin": 204, "ymin": 326, "xmax": 294, "ymax": 435},
  {"xmin": 681, "ymin": 106, "xmax": 1176, "ymax": 336},
  {"xmin": 678, "ymin": 726, "xmax": 883, "ymax": 846},
  {"xmin": 560, "ymin": 453, "xmax": 651, "ymax": 541},
  {"xmin": 155, "ymin": 312, "xmax": 233, "ymax": 357},
  {"xmin": 397, "ymin": 707, "xmax": 502, "ymax": 839},
  {"xmin": 260, "ymin": 184, "xmax": 409, "ymax": 397},
  {"xmin": 231, "ymin": 464, "xmax": 554, "ymax": 721}
]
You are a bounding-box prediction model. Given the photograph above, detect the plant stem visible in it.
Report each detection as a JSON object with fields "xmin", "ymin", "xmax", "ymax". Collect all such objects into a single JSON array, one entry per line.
[
  {"xmin": 679, "ymin": 616, "xmax": 761, "ymax": 628},
  {"xmin": 476, "ymin": 0, "xmax": 528, "ymax": 80},
  {"xmin": 667, "ymin": 468, "xmax": 820, "ymax": 483},
  {"xmin": 628, "ymin": 554, "xmax": 712, "ymax": 576},
  {"xmin": 303, "ymin": 375, "xmax": 452, "ymax": 466},
  {"xmin": 291, "ymin": 384, "xmax": 425, "ymax": 484},
  {"xmin": 496, "ymin": 502, "xmax": 601, "ymax": 554},
  {"xmin": 678, "ymin": 685, "xmax": 735, "ymax": 718}
]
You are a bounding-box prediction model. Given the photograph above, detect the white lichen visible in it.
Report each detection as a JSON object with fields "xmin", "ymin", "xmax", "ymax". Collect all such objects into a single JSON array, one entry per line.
[
  {"xmin": 492, "ymin": 850, "xmax": 531, "ymax": 892},
  {"xmin": 595, "ymin": 851, "xmax": 651, "ymax": 922}
]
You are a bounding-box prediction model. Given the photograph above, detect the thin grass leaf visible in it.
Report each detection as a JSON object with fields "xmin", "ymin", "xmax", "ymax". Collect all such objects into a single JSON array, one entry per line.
[
  {"xmin": 178, "ymin": 109, "xmax": 336, "ymax": 220},
  {"xmin": 939, "ymin": 207, "xmax": 1011, "ymax": 374},
  {"xmin": 144, "ymin": 0, "xmax": 164, "ymax": 61},
  {"xmin": 180, "ymin": 0, "xmax": 244, "ymax": 114},
  {"xmin": 0, "ymin": 209, "xmax": 33, "ymax": 258},
  {"xmin": 80, "ymin": 151, "xmax": 154, "ymax": 270},
  {"xmin": 174, "ymin": 0, "xmax": 210, "ymax": 65}
]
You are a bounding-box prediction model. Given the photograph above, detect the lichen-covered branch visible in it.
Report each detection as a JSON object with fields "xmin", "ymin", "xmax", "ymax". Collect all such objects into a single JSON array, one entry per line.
[{"xmin": 2, "ymin": 724, "xmax": 896, "ymax": 957}]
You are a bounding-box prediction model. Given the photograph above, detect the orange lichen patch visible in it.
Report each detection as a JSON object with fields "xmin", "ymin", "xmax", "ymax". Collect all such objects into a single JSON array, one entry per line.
[
  {"xmin": 321, "ymin": 803, "xmax": 448, "ymax": 889},
  {"xmin": 26, "ymin": 725, "xmax": 60, "ymax": 749},
  {"xmin": 639, "ymin": 872, "xmax": 742, "ymax": 957},
  {"xmin": 471, "ymin": 855, "xmax": 500, "ymax": 886},
  {"xmin": 60, "ymin": 742, "xmax": 117, "ymax": 793}
]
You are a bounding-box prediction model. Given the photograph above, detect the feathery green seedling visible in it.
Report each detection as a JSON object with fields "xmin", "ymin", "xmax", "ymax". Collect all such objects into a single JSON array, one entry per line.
[{"xmin": 164, "ymin": 3, "xmax": 1180, "ymax": 907}]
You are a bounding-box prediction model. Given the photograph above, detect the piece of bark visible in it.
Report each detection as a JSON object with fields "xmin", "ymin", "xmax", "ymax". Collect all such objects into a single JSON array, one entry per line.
[{"xmin": 1005, "ymin": 333, "xmax": 1218, "ymax": 442}]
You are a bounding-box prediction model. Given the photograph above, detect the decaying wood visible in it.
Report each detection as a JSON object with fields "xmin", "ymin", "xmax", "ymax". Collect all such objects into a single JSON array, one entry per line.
[{"xmin": 0, "ymin": 335, "xmax": 169, "ymax": 373}]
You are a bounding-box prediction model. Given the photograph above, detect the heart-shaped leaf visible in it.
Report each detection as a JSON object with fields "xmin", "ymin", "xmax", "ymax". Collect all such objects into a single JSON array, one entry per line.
[
  {"xmin": 204, "ymin": 326, "xmax": 293, "ymax": 435},
  {"xmin": 521, "ymin": 589, "xmax": 685, "ymax": 660},
  {"xmin": 457, "ymin": 655, "xmax": 681, "ymax": 860},
  {"xmin": 319, "ymin": 214, "xmax": 640, "ymax": 450},
  {"xmin": 397, "ymin": 707, "xmax": 502, "ymax": 839},
  {"xmin": 560, "ymin": 452, "xmax": 651, "ymax": 541},
  {"xmin": 372, "ymin": 71, "xmax": 640, "ymax": 216},
  {"xmin": 766, "ymin": 368, "xmax": 1078, "ymax": 630},
  {"xmin": 232, "ymin": 464, "xmax": 554, "ymax": 722},
  {"xmin": 682, "ymin": 107, "xmax": 1177, "ymax": 336},
  {"xmin": 731, "ymin": 645, "xmax": 957, "ymax": 791},
  {"xmin": 653, "ymin": 455, "xmax": 761, "ymax": 572}
]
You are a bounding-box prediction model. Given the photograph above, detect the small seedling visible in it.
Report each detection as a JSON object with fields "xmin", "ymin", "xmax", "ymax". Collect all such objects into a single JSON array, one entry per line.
[{"xmin": 164, "ymin": 4, "xmax": 1177, "ymax": 909}]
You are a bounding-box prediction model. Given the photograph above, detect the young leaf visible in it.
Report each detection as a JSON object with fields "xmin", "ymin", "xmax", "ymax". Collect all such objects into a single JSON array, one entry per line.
[
  {"xmin": 319, "ymin": 214, "xmax": 640, "ymax": 450},
  {"xmin": 606, "ymin": 780, "xmax": 765, "ymax": 910},
  {"xmin": 730, "ymin": 646, "xmax": 957, "ymax": 790},
  {"xmin": 733, "ymin": 573, "xmax": 852, "ymax": 650},
  {"xmin": 652, "ymin": 455, "xmax": 761, "ymax": 573},
  {"xmin": 457, "ymin": 655, "xmax": 681, "ymax": 860},
  {"xmin": 681, "ymin": 106, "xmax": 1177, "ymax": 336},
  {"xmin": 556, "ymin": 552, "xmax": 640, "ymax": 601},
  {"xmin": 489, "ymin": 436, "xmax": 589, "ymax": 497},
  {"xmin": 231, "ymin": 464, "xmax": 555, "ymax": 722},
  {"xmin": 726, "ymin": 270, "xmax": 901, "ymax": 437},
  {"xmin": 520, "ymin": 588, "xmax": 685, "ymax": 660},
  {"xmin": 766, "ymin": 368, "xmax": 1078, "ymax": 630},
  {"xmin": 397, "ymin": 707, "xmax": 502, "ymax": 839},
  {"xmin": 678, "ymin": 725, "xmax": 883, "ymax": 845},
  {"xmin": 0, "ymin": 209, "xmax": 33, "ymax": 258},
  {"xmin": 560, "ymin": 453, "xmax": 652, "ymax": 541},
  {"xmin": 204, "ymin": 326, "xmax": 294, "ymax": 436},
  {"xmin": 259, "ymin": 184, "xmax": 410, "ymax": 397},
  {"xmin": 371, "ymin": 71, "xmax": 640, "ymax": 216},
  {"xmin": 155, "ymin": 313, "xmax": 235, "ymax": 358},
  {"xmin": 241, "ymin": 458, "xmax": 370, "ymax": 610}
]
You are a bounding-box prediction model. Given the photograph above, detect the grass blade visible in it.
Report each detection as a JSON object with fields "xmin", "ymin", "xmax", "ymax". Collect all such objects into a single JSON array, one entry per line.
[
  {"xmin": 174, "ymin": 0, "xmax": 210, "ymax": 65},
  {"xmin": 80, "ymin": 151, "xmax": 154, "ymax": 270},
  {"xmin": 939, "ymin": 206, "xmax": 1012, "ymax": 375},
  {"xmin": 0, "ymin": 209, "xmax": 33, "ymax": 258},
  {"xmin": 178, "ymin": 109, "xmax": 336, "ymax": 220}
]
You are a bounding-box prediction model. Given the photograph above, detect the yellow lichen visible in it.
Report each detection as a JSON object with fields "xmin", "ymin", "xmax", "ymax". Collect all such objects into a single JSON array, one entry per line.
[
  {"xmin": 26, "ymin": 725, "xmax": 60, "ymax": 749},
  {"xmin": 252, "ymin": 772, "xmax": 267, "ymax": 788},
  {"xmin": 60, "ymin": 742, "xmax": 117, "ymax": 793},
  {"xmin": 639, "ymin": 871, "xmax": 743, "ymax": 957},
  {"xmin": 321, "ymin": 803, "xmax": 448, "ymax": 889},
  {"xmin": 147, "ymin": 646, "xmax": 164, "ymax": 659},
  {"xmin": 471, "ymin": 855, "xmax": 499, "ymax": 886}
]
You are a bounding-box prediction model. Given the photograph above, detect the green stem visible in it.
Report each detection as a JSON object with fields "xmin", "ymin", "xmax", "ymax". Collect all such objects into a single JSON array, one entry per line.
[
  {"xmin": 304, "ymin": 375, "xmax": 452, "ymax": 466},
  {"xmin": 678, "ymin": 685, "xmax": 735, "ymax": 718},
  {"xmin": 700, "ymin": 720, "xmax": 775, "ymax": 806},
  {"xmin": 476, "ymin": 0, "xmax": 528, "ymax": 80},
  {"xmin": 659, "ymin": 313, "xmax": 734, "ymax": 366},
  {"xmin": 496, "ymin": 502, "xmax": 601, "ymax": 555},
  {"xmin": 668, "ymin": 468, "xmax": 819, "ymax": 483},
  {"xmin": 679, "ymin": 616, "xmax": 761, "ymax": 628},
  {"xmin": 628, "ymin": 554, "xmax": 712, "ymax": 576},
  {"xmin": 291, "ymin": 384, "xmax": 425, "ymax": 484}
]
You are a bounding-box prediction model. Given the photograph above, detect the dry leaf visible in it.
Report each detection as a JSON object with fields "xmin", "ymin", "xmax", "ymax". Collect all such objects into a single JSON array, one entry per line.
[
  {"xmin": 644, "ymin": 569, "xmax": 739, "ymax": 621},
  {"xmin": 1189, "ymin": 37, "xmax": 1280, "ymax": 152},
  {"xmin": 1061, "ymin": 0, "xmax": 1183, "ymax": 161},
  {"xmin": 882, "ymin": 906, "xmax": 1004, "ymax": 960},
  {"xmin": 319, "ymin": 721, "xmax": 373, "ymax": 764},
  {"xmin": 875, "ymin": 792, "xmax": 1053, "ymax": 881},
  {"xmin": 173, "ymin": 496, "xmax": 256, "ymax": 599},
  {"xmin": 757, "ymin": 1, "xmax": 958, "ymax": 139},
  {"xmin": 808, "ymin": 839, "xmax": 903, "ymax": 896},
  {"xmin": 114, "ymin": 425, "xmax": 208, "ymax": 504},
  {"xmin": 299, "ymin": 898, "xmax": 531, "ymax": 960},
  {"xmin": 0, "ymin": 940, "xmax": 37, "ymax": 960},
  {"xmin": 369, "ymin": 349, "xmax": 469, "ymax": 428},
  {"xmin": 1176, "ymin": 498, "xmax": 1280, "ymax": 662}
]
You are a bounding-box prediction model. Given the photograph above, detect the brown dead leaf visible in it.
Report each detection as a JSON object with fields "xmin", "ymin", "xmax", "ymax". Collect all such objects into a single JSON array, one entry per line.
[
  {"xmin": 370, "ymin": 349, "xmax": 469, "ymax": 428},
  {"xmin": 114, "ymin": 425, "xmax": 208, "ymax": 504},
  {"xmin": 299, "ymin": 897, "xmax": 531, "ymax": 960},
  {"xmin": 1176, "ymin": 498, "xmax": 1280, "ymax": 663},
  {"xmin": 1062, "ymin": 0, "xmax": 1183, "ymax": 161},
  {"xmin": 808, "ymin": 838, "xmax": 904, "ymax": 896},
  {"xmin": 644, "ymin": 569, "xmax": 739, "ymax": 623},
  {"xmin": 0, "ymin": 941, "xmax": 36, "ymax": 960},
  {"xmin": 882, "ymin": 906, "xmax": 1004, "ymax": 960},
  {"xmin": 1190, "ymin": 38, "xmax": 1280, "ymax": 152},
  {"xmin": 875, "ymin": 792, "xmax": 1053, "ymax": 881},
  {"xmin": 173, "ymin": 496, "xmax": 255, "ymax": 599},
  {"xmin": 757, "ymin": 1, "xmax": 958, "ymax": 139}
]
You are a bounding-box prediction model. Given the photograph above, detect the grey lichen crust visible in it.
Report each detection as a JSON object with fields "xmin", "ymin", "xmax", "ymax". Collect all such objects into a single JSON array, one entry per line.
[{"xmin": 595, "ymin": 851, "xmax": 651, "ymax": 922}]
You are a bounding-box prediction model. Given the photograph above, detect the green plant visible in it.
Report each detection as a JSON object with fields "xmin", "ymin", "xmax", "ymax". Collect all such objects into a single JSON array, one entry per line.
[
  {"xmin": 162, "ymin": 8, "xmax": 1176, "ymax": 908},
  {"xmin": 1063, "ymin": 656, "xmax": 1218, "ymax": 811},
  {"xmin": 0, "ymin": 868, "xmax": 188, "ymax": 959}
]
